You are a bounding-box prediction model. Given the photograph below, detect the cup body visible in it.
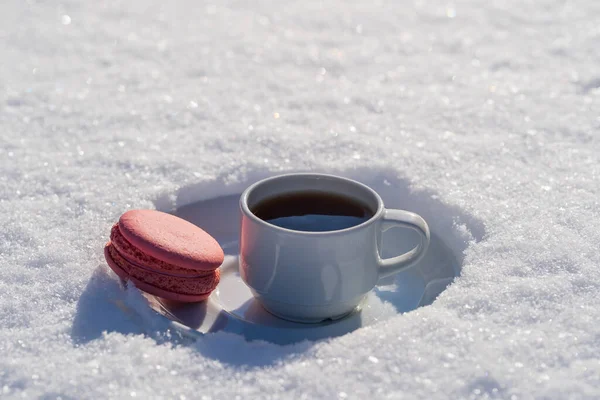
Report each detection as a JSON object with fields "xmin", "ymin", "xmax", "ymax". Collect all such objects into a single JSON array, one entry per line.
[{"xmin": 239, "ymin": 173, "xmax": 385, "ymax": 323}]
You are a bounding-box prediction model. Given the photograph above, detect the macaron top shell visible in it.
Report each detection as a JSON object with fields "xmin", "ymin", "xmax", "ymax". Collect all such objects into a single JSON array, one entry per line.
[
  {"xmin": 109, "ymin": 224, "xmax": 208, "ymax": 277},
  {"xmin": 118, "ymin": 209, "xmax": 224, "ymax": 271}
]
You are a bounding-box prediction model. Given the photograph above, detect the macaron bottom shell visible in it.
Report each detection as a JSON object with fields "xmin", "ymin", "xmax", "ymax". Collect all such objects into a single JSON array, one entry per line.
[{"xmin": 104, "ymin": 244, "xmax": 218, "ymax": 303}]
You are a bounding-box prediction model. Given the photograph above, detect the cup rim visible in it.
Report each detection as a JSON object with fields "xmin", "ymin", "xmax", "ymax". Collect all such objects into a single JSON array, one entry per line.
[{"xmin": 240, "ymin": 173, "xmax": 385, "ymax": 236}]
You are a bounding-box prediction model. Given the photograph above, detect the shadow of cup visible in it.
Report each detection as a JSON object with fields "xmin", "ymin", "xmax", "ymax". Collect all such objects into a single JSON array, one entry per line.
[{"xmin": 171, "ymin": 170, "xmax": 473, "ymax": 321}]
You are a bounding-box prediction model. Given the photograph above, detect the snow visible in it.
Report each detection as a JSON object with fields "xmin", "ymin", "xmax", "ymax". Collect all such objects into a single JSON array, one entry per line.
[{"xmin": 1, "ymin": 0, "xmax": 600, "ymax": 398}]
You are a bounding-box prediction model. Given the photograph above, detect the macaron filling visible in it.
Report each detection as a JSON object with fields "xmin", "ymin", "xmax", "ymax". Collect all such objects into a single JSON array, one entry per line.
[
  {"xmin": 104, "ymin": 245, "xmax": 215, "ymax": 302},
  {"xmin": 106, "ymin": 243, "xmax": 220, "ymax": 295}
]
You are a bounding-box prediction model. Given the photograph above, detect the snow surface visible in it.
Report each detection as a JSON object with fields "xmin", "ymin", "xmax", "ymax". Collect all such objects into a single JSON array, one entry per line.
[{"xmin": 1, "ymin": 0, "xmax": 600, "ymax": 398}]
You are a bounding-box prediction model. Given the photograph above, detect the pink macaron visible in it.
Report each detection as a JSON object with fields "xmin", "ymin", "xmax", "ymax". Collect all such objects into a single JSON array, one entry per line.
[{"xmin": 104, "ymin": 209, "xmax": 224, "ymax": 302}]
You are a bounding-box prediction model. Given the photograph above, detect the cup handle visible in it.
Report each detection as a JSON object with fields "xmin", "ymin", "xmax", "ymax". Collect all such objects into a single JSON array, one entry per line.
[{"xmin": 377, "ymin": 209, "xmax": 431, "ymax": 279}]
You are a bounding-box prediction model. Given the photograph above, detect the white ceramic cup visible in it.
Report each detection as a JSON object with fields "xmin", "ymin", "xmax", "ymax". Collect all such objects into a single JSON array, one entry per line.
[{"xmin": 239, "ymin": 173, "xmax": 430, "ymax": 323}]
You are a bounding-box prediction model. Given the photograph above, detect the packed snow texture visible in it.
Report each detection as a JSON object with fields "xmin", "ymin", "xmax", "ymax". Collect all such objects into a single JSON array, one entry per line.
[{"xmin": 1, "ymin": 0, "xmax": 600, "ymax": 398}]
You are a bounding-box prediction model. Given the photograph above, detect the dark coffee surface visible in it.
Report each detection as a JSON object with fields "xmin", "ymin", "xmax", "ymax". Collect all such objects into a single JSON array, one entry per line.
[
  {"xmin": 265, "ymin": 215, "xmax": 369, "ymax": 232},
  {"xmin": 251, "ymin": 191, "xmax": 374, "ymax": 232}
]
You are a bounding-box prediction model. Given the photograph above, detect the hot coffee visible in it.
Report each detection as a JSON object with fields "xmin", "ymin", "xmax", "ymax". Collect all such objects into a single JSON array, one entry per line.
[
  {"xmin": 251, "ymin": 191, "xmax": 374, "ymax": 232},
  {"xmin": 240, "ymin": 173, "xmax": 430, "ymax": 322}
]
